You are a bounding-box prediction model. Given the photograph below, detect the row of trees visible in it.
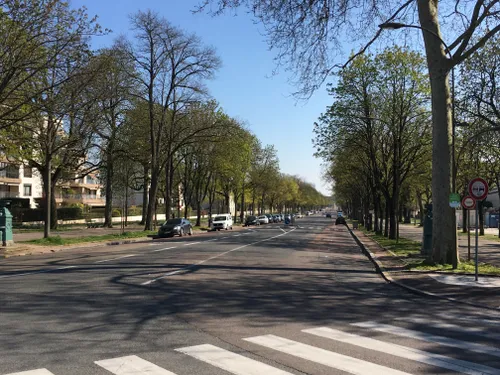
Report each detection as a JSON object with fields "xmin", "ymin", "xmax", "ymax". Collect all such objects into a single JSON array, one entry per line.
[
  {"xmin": 314, "ymin": 43, "xmax": 500, "ymax": 263},
  {"xmin": 0, "ymin": 1, "xmax": 328, "ymax": 236}
]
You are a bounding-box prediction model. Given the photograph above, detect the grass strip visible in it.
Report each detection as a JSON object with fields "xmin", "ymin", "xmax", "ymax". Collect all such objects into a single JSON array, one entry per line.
[{"xmin": 22, "ymin": 230, "xmax": 157, "ymax": 246}]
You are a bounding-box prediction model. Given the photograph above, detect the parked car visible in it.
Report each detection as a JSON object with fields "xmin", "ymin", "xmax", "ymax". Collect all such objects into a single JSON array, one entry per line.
[
  {"xmin": 258, "ymin": 215, "xmax": 269, "ymax": 224},
  {"xmin": 265, "ymin": 213, "xmax": 273, "ymax": 223},
  {"xmin": 295, "ymin": 213, "xmax": 303, "ymax": 218},
  {"xmin": 272, "ymin": 214, "xmax": 280, "ymax": 223},
  {"xmin": 211, "ymin": 214, "xmax": 233, "ymax": 231},
  {"xmin": 158, "ymin": 218, "xmax": 193, "ymax": 237},
  {"xmin": 326, "ymin": 213, "xmax": 332, "ymax": 218},
  {"xmin": 335, "ymin": 216, "xmax": 346, "ymax": 225},
  {"xmin": 244, "ymin": 215, "xmax": 260, "ymax": 226}
]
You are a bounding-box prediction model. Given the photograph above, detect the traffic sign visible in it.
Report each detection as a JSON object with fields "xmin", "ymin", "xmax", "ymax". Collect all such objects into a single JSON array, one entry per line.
[
  {"xmin": 468, "ymin": 178, "xmax": 489, "ymax": 201},
  {"xmin": 449, "ymin": 193, "xmax": 461, "ymax": 208},
  {"xmin": 461, "ymin": 196, "xmax": 476, "ymax": 210}
]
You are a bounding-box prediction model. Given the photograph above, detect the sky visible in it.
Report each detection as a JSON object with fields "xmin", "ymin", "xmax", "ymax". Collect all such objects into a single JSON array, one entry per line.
[{"xmin": 71, "ymin": 0, "xmax": 333, "ymax": 195}]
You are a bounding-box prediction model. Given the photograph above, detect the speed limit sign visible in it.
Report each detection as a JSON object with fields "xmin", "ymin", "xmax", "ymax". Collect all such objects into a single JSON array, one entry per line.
[{"xmin": 468, "ymin": 178, "xmax": 489, "ymax": 201}]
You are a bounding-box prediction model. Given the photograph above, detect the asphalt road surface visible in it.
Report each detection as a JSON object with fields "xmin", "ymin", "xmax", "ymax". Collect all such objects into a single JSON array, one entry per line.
[{"xmin": 1, "ymin": 216, "xmax": 500, "ymax": 375}]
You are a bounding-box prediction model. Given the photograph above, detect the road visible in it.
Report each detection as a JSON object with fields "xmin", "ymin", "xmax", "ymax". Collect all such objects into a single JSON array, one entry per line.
[{"xmin": 1, "ymin": 216, "xmax": 500, "ymax": 375}]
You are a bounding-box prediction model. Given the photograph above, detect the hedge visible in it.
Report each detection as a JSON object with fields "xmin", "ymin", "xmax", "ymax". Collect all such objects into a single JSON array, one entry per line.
[{"xmin": 12, "ymin": 207, "xmax": 84, "ymax": 222}]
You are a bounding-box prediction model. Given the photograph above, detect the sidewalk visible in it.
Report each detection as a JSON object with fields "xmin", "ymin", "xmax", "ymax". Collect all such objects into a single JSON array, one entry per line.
[
  {"xmin": 399, "ymin": 224, "xmax": 500, "ymax": 267},
  {"xmin": 350, "ymin": 227, "xmax": 500, "ymax": 310}
]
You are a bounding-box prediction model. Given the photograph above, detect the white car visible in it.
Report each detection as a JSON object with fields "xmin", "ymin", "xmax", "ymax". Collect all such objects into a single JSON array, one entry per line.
[
  {"xmin": 211, "ymin": 214, "xmax": 233, "ymax": 231},
  {"xmin": 258, "ymin": 215, "xmax": 269, "ymax": 224}
]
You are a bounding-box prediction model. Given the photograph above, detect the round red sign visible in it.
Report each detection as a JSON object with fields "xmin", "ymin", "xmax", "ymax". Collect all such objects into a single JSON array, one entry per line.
[
  {"xmin": 468, "ymin": 178, "xmax": 489, "ymax": 201},
  {"xmin": 461, "ymin": 196, "xmax": 476, "ymax": 209}
]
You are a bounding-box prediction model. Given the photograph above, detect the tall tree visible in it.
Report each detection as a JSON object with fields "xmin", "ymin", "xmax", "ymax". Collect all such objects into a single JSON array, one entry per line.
[{"xmin": 123, "ymin": 10, "xmax": 221, "ymax": 230}]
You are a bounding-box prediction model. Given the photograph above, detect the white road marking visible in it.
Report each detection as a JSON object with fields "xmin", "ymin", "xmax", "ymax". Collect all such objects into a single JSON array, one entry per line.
[
  {"xmin": 152, "ymin": 246, "xmax": 178, "ymax": 252},
  {"xmin": 233, "ymin": 234, "xmax": 241, "ymax": 237},
  {"xmin": 183, "ymin": 242, "xmax": 200, "ymax": 246},
  {"xmin": 94, "ymin": 254, "xmax": 137, "ymax": 263},
  {"xmin": 177, "ymin": 344, "xmax": 293, "ymax": 374},
  {"xmin": 5, "ymin": 370, "xmax": 55, "ymax": 375},
  {"xmin": 353, "ymin": 321, "xmax": 500, "ymax": 358},
  {"xmin": 206, "ymin": 238, "xmax": 218, "ymax": 242},
  {"xmin": 95, "ymin": 355, "xmax": 177, "ymax": 375},
  {"xmin": 244, "ymin": 335, "xmax": 412, "ymax": 375},
  {"xmin": 0, "ymin": 266, "xmax": 76, "ymax": 279},
  {"xmin": 304, "ymin": 327, "xmax": 500, "ymax": 375},
  {"xmin": 279, "ymin": 228, "xmax": 286, "ymax": 233},
  {"xmin": 395, "ymin": 317, "xmax": 499, "ymax": 341},
  {"xmin": 142, "ymin": 228, "xmax": 296, "ymax": 285}
]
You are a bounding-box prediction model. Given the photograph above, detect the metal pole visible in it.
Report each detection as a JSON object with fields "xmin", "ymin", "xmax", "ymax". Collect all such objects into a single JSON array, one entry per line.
[
  {"xmin": 475, "ymin": 207, "xmax": 479, "ymax": 281},
  {"xmin": 467, "ymin": 209, "xmax": 471, "ymax": 261}
]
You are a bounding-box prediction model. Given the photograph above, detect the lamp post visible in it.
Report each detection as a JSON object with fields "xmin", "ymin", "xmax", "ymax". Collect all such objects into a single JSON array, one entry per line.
[{"xmin": 378, "ymin": 22, "xmax": 458, "ymax": 194}]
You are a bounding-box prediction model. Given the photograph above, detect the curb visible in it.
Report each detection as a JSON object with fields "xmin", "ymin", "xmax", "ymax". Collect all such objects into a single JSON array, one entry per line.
[{"xmin": 346, "ymin": 225, "xmax": 500, "ymax": 311}]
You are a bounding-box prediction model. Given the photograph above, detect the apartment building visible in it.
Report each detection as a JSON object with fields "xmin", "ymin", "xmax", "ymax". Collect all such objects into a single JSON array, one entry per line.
[{"xmin": 0, "ymin": 161, "xmax": 104, "ymax": 208}]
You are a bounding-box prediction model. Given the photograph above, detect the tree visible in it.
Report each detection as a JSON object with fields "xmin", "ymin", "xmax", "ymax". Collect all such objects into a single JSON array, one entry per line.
[
  {"xmin": 92, "ymin": 47, "xmax": 135, "ymax": 227},
  {"xmin": 123, "ymin": 10, "xmax": 221, "ymax": 230},
  {"xmin": 200, "ymin": 0, "xmax": 500, "ymax": 266},
  {"xmin": 0, "ymin": 0, "xmax": 106, "ymax": 130}
]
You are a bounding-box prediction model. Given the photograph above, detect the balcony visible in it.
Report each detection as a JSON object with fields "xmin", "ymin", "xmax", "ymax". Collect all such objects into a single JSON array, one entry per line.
[
  {"xmin": 0, "ymin": 165, "xmax": 21, "ymax": 185},
  {"xmin": 0, "ymin": 191, "xmax": 20, "ymax": 198},
  {"xmin": 55, "ymin": 194, "xmax": 105, "ymax": 207}
]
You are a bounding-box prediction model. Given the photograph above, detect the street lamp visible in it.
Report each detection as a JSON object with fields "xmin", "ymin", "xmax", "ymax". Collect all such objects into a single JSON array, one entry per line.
[{"xmin": 379, "ymin": 22, "xmax": 459, "ymax": 194}]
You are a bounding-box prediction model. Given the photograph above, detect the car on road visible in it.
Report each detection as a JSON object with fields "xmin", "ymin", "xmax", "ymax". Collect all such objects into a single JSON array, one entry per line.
[
  {"xmin": 211, "ymin": 214, "xmax": 233, "ymax": 231},
  {"xmin": 244, "ymin": 215, "xmax": 260, "ymax": 226},
  {"xmin": 335, "ymin": 216, "xmax": 346, "ymax": 225},
  {"xmin": 326, "ymin": 213, "xmax": 332, "ymax": 218},
  {"xmin": 158, "ymin": 218, "xmax": 193, "ymax": 237},
  {"xmin": 258, "ymin": 215, "xmax": 269, "ymax": 224}
]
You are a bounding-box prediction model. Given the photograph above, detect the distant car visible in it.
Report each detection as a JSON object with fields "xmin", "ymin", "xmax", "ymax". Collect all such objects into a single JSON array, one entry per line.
[
  {"xmin": 211, "ymin": 214, "xmax": 233, "ymax": 231},
  {"xmin": 244, "ymin": 215, "xmax": 260, "ymax": 226},
  {"xmin": 158, "ymin": 218, "xmax": 193, "ymax": 237},
  {"xmin": 335, "ymin": 216, "xmax": 346, "ymax": 225},
  {"xmin": 326, "ymin": 213, "xmax": 332, "ymax": 218},
  {"xmin": 265, "ymin": 213, "xmax": 273, "ymax": 223},
  {"xmin": 258, "ymin": 215, "xmax": 269, "ymax": 224}
]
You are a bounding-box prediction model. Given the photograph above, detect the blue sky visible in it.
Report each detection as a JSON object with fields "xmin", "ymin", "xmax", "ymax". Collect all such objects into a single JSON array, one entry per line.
[{"xmin": 72, "ymin": 0, "xmax": 333, "ymax": 195}]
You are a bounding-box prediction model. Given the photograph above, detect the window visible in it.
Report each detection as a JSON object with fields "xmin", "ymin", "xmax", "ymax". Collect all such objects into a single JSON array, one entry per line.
[
  {"xmin": 0, "ymin": 162, "xmax": 19, "ymax": 179},
  {"xmin": 23, "ymin": 166, "xmax": 32, "ymax": 178},
  {"xmin": 23, "ymin": 184, "xmax": 32, "ymax": 197}
]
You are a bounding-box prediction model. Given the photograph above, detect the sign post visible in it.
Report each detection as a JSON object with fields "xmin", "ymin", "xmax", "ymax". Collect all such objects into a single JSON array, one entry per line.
[
  {"xmin": 468, "ymin": 178, "xmax": 489, "ymax": 282},
  {"xmin": 461, "ymin": 196, "xmax": 475, "ymax": 262}
]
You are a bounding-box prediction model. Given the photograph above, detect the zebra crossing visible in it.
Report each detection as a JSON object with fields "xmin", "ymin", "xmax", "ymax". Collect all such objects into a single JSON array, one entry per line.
[{"xmin": 5, "ymin": 318, "xmax": 500, "ymax": 375}]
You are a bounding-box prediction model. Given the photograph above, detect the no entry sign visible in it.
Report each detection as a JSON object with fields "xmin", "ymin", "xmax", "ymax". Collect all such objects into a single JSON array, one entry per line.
[
  {"xmin": 461, "ymin": 196, "xmax": 476, "ymax": 210},
  {"xmin": 468, "ymin": 178, "xmax": 489, "ymax": 201}
]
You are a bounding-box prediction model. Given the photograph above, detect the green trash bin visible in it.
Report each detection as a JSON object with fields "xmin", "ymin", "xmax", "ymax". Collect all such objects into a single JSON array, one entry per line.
[{"xmin": 0, "ymin": 207, "xmax": 14, "ymax": 246}]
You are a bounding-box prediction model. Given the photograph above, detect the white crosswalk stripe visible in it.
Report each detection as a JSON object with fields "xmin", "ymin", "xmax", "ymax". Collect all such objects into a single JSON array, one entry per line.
[
  {"xmin": 4, "ymin": 371, "xmax": 55, "ymax": 375},
  {"xmin": 303, "ymin": 327, "xmax": 500, "ymax": 375},
  {"xmin": 353, "ymin": 321, "xmax": 500, "ymax": 358},
  {"xmin": 177, "ymin": 344, "xmax": 293, "ymax": 374},
  {"xmin": 244, "ymin": 334, "xmax": 413, "ymax": 375},
  {"xmin": 95, "ymin": 355, "xmax": 178, "ymax": 375}
]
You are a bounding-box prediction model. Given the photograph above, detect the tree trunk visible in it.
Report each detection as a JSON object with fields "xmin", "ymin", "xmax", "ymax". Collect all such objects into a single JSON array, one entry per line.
[
  {"xmin": 384, "ymin": 202, "xmax": 389, "ymax": 237},
  {"xmin": 479, "ymin": 200, "xmax": 484, "ymax": 236},
  {"xmin": 144, "ymin": 166, "xmax": 159, "ymax": 231},
  {"xmin": 462, "ymin": 205, "xmax": 467, "ymax": 233},
  {"xmin": 104, "ymin": 149, "xmax": 113, "ymax": 228},
  {"xmin": 140, "ymin": 165, "xmax": 149, "ymax": 225},
  {"xmin": 240, "ymin": 188, "xmax": 245, "ymax": 223},
  {"xmin": 196, "ymin": 201, "xmax": 202, "ymax": 227},
  {"xmin": 50, "ymin": 181, "xmax": 57, "ymax": 230},
  {"xmin": 43, "ymin": 160, "xmax": 51, "ymax": 238},
  {"xmin": 417, "ymin": 192, "xmax": 424, "ymax": 226},
  {"xmin": 417, "ymin": 0, "xmax": 457, "ymax": 266}
]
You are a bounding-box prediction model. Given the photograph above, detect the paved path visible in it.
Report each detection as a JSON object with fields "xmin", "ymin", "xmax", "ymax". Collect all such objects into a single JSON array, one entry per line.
[
  {"xmin": 2, "ymin": 217, "xmax": 500, "ymax": 374},
  {"xmin": 400, "ymin": 224, "xmax": 500, "ymax": 266}
]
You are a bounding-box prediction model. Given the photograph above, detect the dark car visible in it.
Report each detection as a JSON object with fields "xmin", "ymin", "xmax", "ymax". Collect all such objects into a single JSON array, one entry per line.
[
  {"xmin": 244, "ymin": 215, "xmax": 260, "ymax": 226},
  {"xmin": 158, "ymin": 218, "xmax": 193, "ymax": 237},
  {"xmin": 335, "ymin": 216, "xmax": 346, "ymax": 225},
  {"xmin": 265, "ymin": 213, "xmax": 273, "ymax": 223},
  {"xmin": 326, "ymin": 213, "xmax": 332, "ymax": 218}
]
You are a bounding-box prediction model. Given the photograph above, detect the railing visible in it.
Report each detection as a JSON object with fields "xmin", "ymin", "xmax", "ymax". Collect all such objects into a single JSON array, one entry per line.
[
  {"xmin": 0, "ymin": 170, "xmax": 20, "ymax": 179},
  {"xmin": 55, "ymin": 194, "xmax": 105, "ymax": 204},
  {"xmin": 0, "ymin": 191, "xmax": 20, "ymax": 198}
]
